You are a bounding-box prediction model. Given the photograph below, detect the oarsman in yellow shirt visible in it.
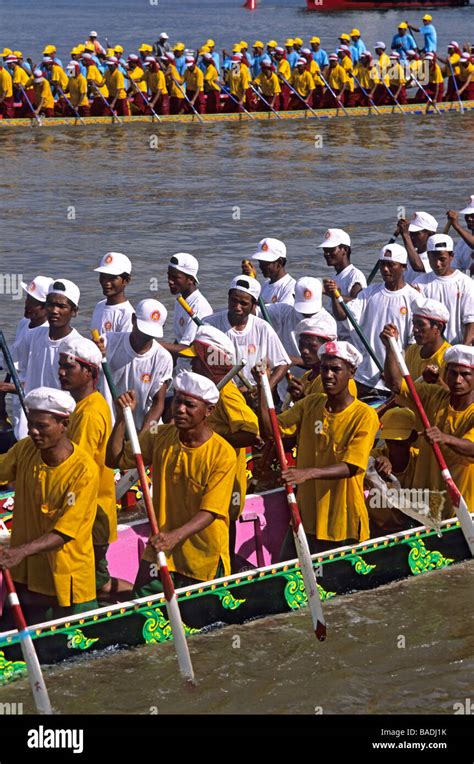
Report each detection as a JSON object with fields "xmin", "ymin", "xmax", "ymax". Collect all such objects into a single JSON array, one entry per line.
[
  {"xmin": 0, "ymin": 62, "xmax": 14, "ymax": 118},
  {"xmin": 106, "ymin": 371, "xmax": 237, "ymax": 596},
  {"xmin": 338, "ymin": 46, "xmax": 355, "ymax": 100},
  {"xmin": 126, "ymin": 53, "xmax": 147, "ymax": 113},
  {"xmin": 202, "ymin": 52, "xmax": 221, "ymax": 113},
  {"xmin": 27, "ymin": 69, "xmax": 55, "ymax": 118},
  {"xmin": 5, "ymin": 55, "xmax": 27, "ymax": 116},
  {"xmin": 289, "ymin": 57, "xmax": 314, "ymax": 110},
  {"xmin": 438, "ymin": 41, "xmax": 462, "ymax": 101},
  {"xmin": 104, "ymin": 56, "xmax": 130, "ymax": 115},
  {"xmin": 138, "ymin": 42, "xmax": 153, "ymax": 65},
  {"xmin": 274, "ymin": 46, "xmax": 291, "ymax": 109},
  {"xmin": 180, "ymin": 326, "xmax": 260, "ymax": 569},
  {"xmin": 46, "ymin": 56, "xmax": 69, "ymax": 114},
  {"xmin": 414, "ymin": 52, "xmax": 444, "ymax": 102},
  {"xmin": 405, "ymin": 299, "xmax": 451, "ymax": 384},
  {"xmin": 253, "ymin": 61, "xmax": 281, "ymax": 111},
  {"xmin": 163, "ymin": 52, "xmax": 185, "ymax": 114},
  {"xmin": 322, "ymin": 53, "xmax": 348, "ymax": 107},
  {"xmin": 83, "ymin": 53, "xmax": 109, "ymax": 115},
  {"xmin": 184, "ymin": 56, "xmax": 205, "ymax": 113},
  {"xmin": 387, "ymin": 51, "xmax": 407, "ymax": 104},
  {"xmin": 139, "ymin": 57, "xmax": 169, "ymax": 114},
  {"xmin": 382, "ymin": 328, "xmax": 474, "ymax": 519},
  {"xmin": 257, "ymin": 341, "xmax": 379, "ymax": 557},
  {"xmin": 66, "ymin": 61, "xmax": 90, "ymax": 116},
  {"xmin": 457, "ymin": 53, "xmax": 474, "ymax": 101},
  {"xmin": 351, "ymin": 51, "xmax": 377, "ymax": 107},
  {"xmin": 225, "ymin": 53, "xmax": 251, "ymax": 112},
  {"xmin": 370, "ymin": 42, "xmax": 391, "ymax": 104},
  {"xmin": 0, "ymin": 387, "xmax": 99, "ymax": 626}
]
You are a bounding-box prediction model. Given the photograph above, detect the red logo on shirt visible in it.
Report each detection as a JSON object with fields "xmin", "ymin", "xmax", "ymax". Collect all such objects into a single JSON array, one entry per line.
[
  {"xmin": 141, "ymin": 373, "xmax": 152, "ymax": 383},
  {"xmin": 248, "ymin": 344, "xmax": 257, "ymax": 354},
  {"xmin": 400, "ymin": 306, "xmax": 408, "ymax": 315},
  {"xmin": 104, "ymin": 321, "xmax": 112, "ymax": 330}
]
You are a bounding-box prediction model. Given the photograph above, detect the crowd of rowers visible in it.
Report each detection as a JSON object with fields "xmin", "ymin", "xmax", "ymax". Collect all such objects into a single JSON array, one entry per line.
[
  {"xmin": 0, "ymin": 19, "xmax": 473, "ymax": 120},
  {"xmin": 0, "ymin": 198, "xmax": 473, "ymax": 626}
]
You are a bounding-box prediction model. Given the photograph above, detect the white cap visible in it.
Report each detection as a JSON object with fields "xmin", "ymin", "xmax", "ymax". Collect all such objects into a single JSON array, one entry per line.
[
  {"xmin": 106, "ymin": 56, "xmax": 118, "ymax": 65},
  {"xmin": 294, "ymin": 277, "xmax": 323, "ymax": 313},
  {"xmin": 229, "ymin": 274, "xmax": 261, "ymax": 300},
  {"xmin": 58, "ymin": 336, "xmax": 103, "ymax": 368},
  {"xmin": 297, "ymin": 58, "xmax": 306, "ymax": 65},
  {"xmin": 135, "ymin": 299, "xmax": 167, "ymax": 338},
  {"xmin": 21, "ymin": 276, "xmax": 54, "ymax": 302},
  {"xmin": 82, "ymin": 53, "xmax": 93, "ymax": 60},
  {"xmin": 275, "ymin": 47, "xmax": 285, "ymax": 54},
  {"xmin": 444, "ymin": 345, "xmax": 474, "ymax": 368},
  {"xmin": 128, "ymin": 54, "xmax": 139, "ymax": 61},
  {"xmin": 427, "ymin": 233, "xmax": 454, "ymax": 253},
  {"xmin": 34, "ymin": 69, "xmax": 44, "ymax": 82},
  {"xmin": 379, "ymin": 243, "xmax": 408, "ymax": 264},
  {"xmin": 174, "ymin": 370, "xmax": 219, "ymax": 404},
  {"xmin": 159, "ymin": 32, "xmax": 169, "ymax": 39},
  {"xmin": 252, "ymin": 237, "xmax": 287, "ymax": 262},
  {"xmin": 424, "ymin": 52, "xmax": 435, "ymax": 60},
  {"xmin": 317, "ymin": 228, "xmax": 351, "ymax": 248},
  {"xmin": 48, "ymin": 279, "xmax": 80, "ymax": 307},
  {"xmin": 460, "ymin": 195, "xmax": 474, "ymax": 215},
  {"xmin": 94, "ymin": 251, "xmax": 132, "ymax": 275},
  {"xmin": 408, "ymin": 211, "xmax": 438, "ymax": 233},
  {"xmin": 145, "ymin": 56, "xmax": 157, "ymax": 64},
  {"xmin": 412, "ymin": 297, "xmax": 449, "ymax": 325},
  {"xmin": 203, "ymin": 53, "xmax": 213, "ymax": 61},
  {"xmin": 375, "ymin": 41, "xmax": 386, "ymax": 49},
  {"xmin": 169, "ymin": 252, "xmax": 200, "ymax": 284},
  {"xmin": 389, "ymin": 52, "xmax": 400, "ymax": 59},
  {"xmin": 42, "ymin": 56, "xmax": 53, "ymax": 63},
  {"xmin": 180, "ymin": 325, "xmax": 236, "ymax": 365},
  {"xmin": 295, "ymin": 314, "xmax": 337, "ymax": 341},
  {"xmin": 317, "ymin": 340, "xmax": 363, "ymax": 369},
  {"xmin": 165, "ymin": 52, "xmax": 175, "ymax": 61},
  {"xmin": 25, "ymin": 387, "xmax": 76, "ymax": 417},
  {"xmin": 90, "ymin": 31, "xmax": 98, "ymax": 37}
]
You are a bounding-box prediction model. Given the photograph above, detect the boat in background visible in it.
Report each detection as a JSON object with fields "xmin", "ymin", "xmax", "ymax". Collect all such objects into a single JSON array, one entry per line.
[{"xmin": 306, "ymin": 0, "xmax": 469, "ymax": 10}]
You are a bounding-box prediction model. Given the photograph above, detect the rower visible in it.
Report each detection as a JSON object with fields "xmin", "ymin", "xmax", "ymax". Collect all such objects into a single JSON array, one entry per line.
[
  {"xmin": 225, "ymin": 53, "xmax": 251, "ymax": 113},
  {"xmin": 274, "ymin": 47, "xmax": 291, "ymax": 110},
  {"xmin": 351, "ymin": 52, "xmax": 377, "ymax": 107},
  {"xmin": 322, "ymin": 53, "xmax": 347, "ymax": 108},
  {"xmin": 381, "ymin": 330, "xmax": 473, "ymax": 519},
  {"xmin": 412, "ymin": 233, "xmax": 474, "ymax": 345},
  {"xmin": 285, "ymin": 314, "xmax": 341, "ymax": 403},
  {"xmin": 202, "ymin": 52, "xmax": 221, "ymax": 113},
  {"xmin": 87, "ymin": 30, "xmax": 106, "ymax": 57},
  {"xmin": 257, "ymin": 340, "xmax": 379, "ymax": 557},
  {"xmin": 320, "ymin": 227, "xmax": 367, "ymax": 339},
  {"xmin": 184, "ymin": 56, "xmax": 205, "ymax": 113},
  {"xmin": 106, "ymin": 371, "xmax": 237, "ymax": 596},
  {"xmin": 387, "ymin": 52, "xmax": 407, "ymax": 104},
  {"xmin": 99, "ymin": 299, "xmax": 173, "ymax": 432},
  {"xmin": 413, "ymin": 52, "xmax": 444, "ymax": 103},
  {"xmin": 154, "ymin": 32, "xmax": 170, "ymax": 59},
  {"xmin": 285, "ymin": 39, "xmax": 299, "ymax": 70},
  {"xmin": 251, "ymin": 236, "xmax": 295, "ymax": 305},
  {"xmin": 25, "ymin": 68, "xmax": 55, "ymax": 117},
  {"xmin": 0, "ymin": 61, "xmax": 13, "ymax": 119},
  {"xmin": 126, "ymin": 54, "xmax": 147, "ymax": 113},
  {"xmin": 179, "ymin": 326, "xmax": 260, "ymax": 567},
  {"xmin": 203, "ymin": 275, "xmax": 290, "ymax": 391},
  {"xmin": 249, "ymin": 41, "xmax": 270, "ymax": 79},
  {"xmin": 173, "ymin": 42, "xmax": 187, "ymax": 77},
  {"xmin": 91, "ymin": 252, "xmax": 134, "ymax": 335},
  {"xmin": 289, "ymin": 57, "xmax": 315, "ymax": 110},
  {"xmin": 395, "ymin": 210, "xmax": 438, "ymax": 282},
  {"xmin": 338, "ymin": 46, "xmax": 355, "ymax": 102},
  {"xmin": 310, "ymin": 37, "xmax": 328, "ymax": 74},
  {"xmin": 415, "ymin": 14, "xmax": 438, "ymax": 54},
  {"xmin": 349, "ymin": 28, "xmax": 366, "ymax": 64},
  {"xmin": 373, "ymin": 42, "xmax": 391, "ymax": 104},
  {"xmin": 239, "ymin": 40, "xmax": 251, "ymax": 68},
  {"xmin": 66, "ymin": 61, "xmax": 90, "ymax": 116},
  {"xmin": 84, "ymin": 53, "xmax": 109, "ymax": 115},
  {"xmin": 438, "ymin": 42, "xmax": 462, "ymax": 101},
  {"xmin": 104, "ymin": 56, "xmax": 130, "ymax": 116},
  {"xmin": 327, "ymin": 243, "xmax": 419, "ymax": 398},
  {"xmin": 391, "ymin": 22, "xmax": 417, "ymax": 61},
  {"xmin": 163, "ymin": 52, "xmax": 185, "ymax": 114},
  {"xmin": 0, "ymin": 387, "xmax": 99, "ymax": 626},
  {"xmin": 457, "ymin": 53, "xmax": 474, "ymax": 101},
  {"xmin": 141, "ymin": 56, "xmax": 169, "ymax": 114},
  {"xmin": 405, "ymin": 298, "xmax": 451, "ymax": 383},
  {"xmin": 448, "ymin": 195, "xmax": 474, "ymax": 276},
  {"xmin": 253, "ymin": 60, "xmax": 281, "ymax": 111}
]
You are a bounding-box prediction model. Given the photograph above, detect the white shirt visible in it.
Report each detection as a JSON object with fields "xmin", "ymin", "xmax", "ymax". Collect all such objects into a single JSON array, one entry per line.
[
  {"xmin": 332, "ymin": 264, "xmax": 367, "ymax": 341},
  {"xmin": 173, "ymin": 289, "xmax": 213, "ymax": 344},
  {"xmin": 405, "ymin": 251, "xmax": 432, "ymax": 284},
  {"xmin": 203, "ymin": 311, "xmax": 291, "ymax": 386},
  {"xmin": 412, "ymin": 269, "xmax": 474, "ymax": 344},
  {"xmin": 349, "ymin": 283, "xmax": 419, "ymax": 390},
  {"xmin": 452, "ymin": 239, "xmax": 474, "ymax": 273},
  {"xmin": 90, "ymin": 300, "xmax": 135, "ymax": 334},
  {"xmin": 106, "ymin": 332, "xmax": 173, "ymax": 430},
  {"xmin": 12, "ymin": 317, "xmax": 48, "ymax": 436},
  {"xmin": 261, "ymin": 273, "xmax": 296, "ymax": 306}
]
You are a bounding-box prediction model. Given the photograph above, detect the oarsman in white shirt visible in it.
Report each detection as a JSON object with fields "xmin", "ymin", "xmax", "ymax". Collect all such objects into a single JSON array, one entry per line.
[
  {"xmin": 327, "ymin": 243, "xmax": 418, "ymax": 396},
  {"xmin": 203, "ymin": 275, "xmax": 290, "ymax": 390},
  {"xmin": 319, "ymin": 228, "xmax": 367, "ymax": 341},
  {"xmin": 413, "ymin": 234, "xmax": 474, "ymax": 345},
  {"xmin": 251, "ymin": 237, "xmax": 296, "ymax": 306},
  {"xmin": 266, "ymin": 277, "xmax": 337, "ymax": 399},
  {"xmin": 447, "ymin": 195, "xmax": 474, "ymax": 276},
  {"xmin": 90, "ymin": 252, "xmax": 134, "ymax": 335},
  {"xmin": 395, "ymin": 210, "xmax": 438, "ymax": 283},
  {"xmin": 102, "ymin": 300, "xmax": 173, "ymax": 431}
]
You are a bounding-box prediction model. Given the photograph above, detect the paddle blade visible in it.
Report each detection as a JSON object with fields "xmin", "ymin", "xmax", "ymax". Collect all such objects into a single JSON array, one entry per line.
[
  {"xmin": 20, "ymin": 631, "xmax": 53, "ymax": 714},
  {"xmin": 292, "ymin": 521, "xmax": 326, "ymax": 642}
]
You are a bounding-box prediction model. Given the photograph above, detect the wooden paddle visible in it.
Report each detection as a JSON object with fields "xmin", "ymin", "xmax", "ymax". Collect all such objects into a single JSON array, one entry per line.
[
  {"xmin": 257, "ymin": 362, "xmax": 326, "ymax": 641},
  {"xmin": 332, "ymin": 288, "xmax": 384, "ymax": 373},
  {"xmin": 0, "ymin": 330, "xmax": 27, "ymax": 416},
  {"xmin": 388, "ymin": 335, "xmax": 474, "ymax": 556}
]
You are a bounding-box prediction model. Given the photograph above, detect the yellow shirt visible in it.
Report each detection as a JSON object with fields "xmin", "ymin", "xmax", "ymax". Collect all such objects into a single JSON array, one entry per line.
[
  {"xmin": 228, "ymin": 68, "xmax": 248, "ymax": 99},
  {"xmin": 388, "ymin": 62, "xmax": 406, "ymax": 87},
  {"xmin": 277, "ymin": 59, "xmax": 291, "ymax": 81},
  {"xmin": 340, "ymin": 56, "xmax": 354, "ymax": 92},
  {"xmin": 105, "ymin": 68, "xmax": 126, "ymax": 98},
  {"xmin": 459, "ymin": 63, "xmax": 474, "ymax": 84},
  {"xmin": 300, "ymin": 370, "xmax": 358, "ymax": 398},
  {"xmin": 409, "ymin": 60, "xmax": 425, "ymax": 82},
  {"xmin": 51, "ymin": 63, "xmax": 69, "ymax": 91},
  {"xmin": 32, "ymin": 78, "xmax": 55, "ymax": 109},
  {"xmin": 208, "ymin": 382, "xmax": 259, "ymax": 521},
  {"xmin": 404, "ymin": 340, "xmax": 451, "ymax": 383},
  {"xmin": 444, "ymin": 52, "xmax": 460, "ymax": 77},
  {"xmin": 68, "ymin": 74, "xmax": 89, "ymax": 107},
  {"xmin": 353, "ymin": 63, "xmax": 374, "ymax": 90},
  {"xmin": 396, "ymin": 382, "xmax": 474, "ymax": 517},
  {"xmin": 67, "ymin": 391, "xmax": 116, "ymax": 545},
  {"xmin": 129, "ymin": 65, "xmax": 147, "ymax": 93},
  {"xmin": 184, "ymin": 66, "xmax": 204, "ymax": 93},
  {"xmin": 12, "ymin": 66, "xmax": 29, "ymax": 88},
  {"xmin": 0, "ymin": 67, "xmax": 13, "ymax": 97},
  {"xmin": 0, "ymin": 440, "xmax": 98, "ymax": 606},
  {"xmin": 87, "ymin": 64, "xmax": 108, "ymax": 97},
  {"xmin": 290, "ymin": 69, "xmax": 315, "ymax": 98},
  {"xmin": 144, "ymin": 69, "xmax": 167, "ymax": 95},
  {"xmin": 327, "ymin": 64, "xmax": 347, "ymax": 91},
  {"xmin": 254, "ymin": 71, "xmax": 281, "ymax": 97},
  {"xmin": 278, "ymin": 395, "xmax": 379, "ymax": 541},
  {"xmin": 204, "ymin": 63, "xmax": 221, "ymax": 92},
  {"xmin": 119, "ymin": 425, "xmax": 237, "ymax": 580},
  {"xmin": 428, "ymin": 63, "xmax": 444, "ymax": 85},
  {"xmin": 167, "ymin": 64, "xmax": 185, "ymax": 98}
]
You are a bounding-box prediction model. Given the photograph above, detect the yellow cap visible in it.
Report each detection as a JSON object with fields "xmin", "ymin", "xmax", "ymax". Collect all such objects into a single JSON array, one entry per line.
[
  {"xmin": 240, "ymin": 40, "xmax": 248, "ymax": 48},
  {"xmin": 293, "ymin": 37, "xmax": 303, "ymax": 45},
  {"xmin": 380, "ymin": 408, "xmax": 417, "ymax": 441},
  {"xmin": 13, "ymin": 50, "xmax": 23, "ymax": 58},
  {"xmin": 139, "ymin": 43, "xmax": 152, "ymax": 52},
  {"xmin": 310, "ymin": 36, "xmax": 320, "ymax": 44},
  {"xmin": 44, "ymin": 44, "xmax": 56, "ymax": 53},
  {"xmin": 339, "ymin": 33, "xmax": 350, "ymax": 41},
  {"xmin": 267, "ymin": 40, "xmax": 278, "ymax": 48},
  {"xmin": 0, "ymin": 48, "xmax": 12, "ymax": 57},
  {"xmin": 200, "ymin": 45, "xmax": 210, "ymax": 54},
  {"xmin": 114, "ymin": 44, "xmax": 124, "ymax": 53},
  {"xmin": 232, "ymin": 43, "xmax": 242, "ymax": 52},
  {"xmin": 254, "ymin": 40, "xmax": 264, "ymax": 48},
  {"xmin": 206, "ymin": 39, "xmax": 215, "ymax": 47},
  {"xmin": 77, "ymin": 44, "xmax": 86, "ymax": 53},
  {"xmin": 285, "ymin": 38, "xmax": 294, "ymax": 46},
  {"xmin": 106, "ymin": 48, "xmax": 115, "ymax": 57},
  {"xmin": 422, "ymin": 14, "xmax": 432, "ymax": 21},
  {"xmin": 84, "ymin": 42, "xmax": 95, "ymax": 52},
  {"xmin": 174, "ymin": 42, "xmax": 185, "ymax": 51},
  {"xmin": 398, "ymin": 21, "xmax": 408, "ymax": 29},
  {"xmin": 350, "ymin": 28, "xmax": 361, "ymax": 37},
  {"xmin": 70, "ymin": 46, "xmax": 78, "ymax": 55}
]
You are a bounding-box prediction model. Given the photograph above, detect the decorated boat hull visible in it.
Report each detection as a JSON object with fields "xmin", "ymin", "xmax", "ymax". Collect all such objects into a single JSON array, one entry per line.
[
  {"xmin": 306, "ymin": 0, "xmax": 468, "ymax": 10},
  {"xmin": 0, "ymin": 487, "xmax": 471, "ymax": 687}
]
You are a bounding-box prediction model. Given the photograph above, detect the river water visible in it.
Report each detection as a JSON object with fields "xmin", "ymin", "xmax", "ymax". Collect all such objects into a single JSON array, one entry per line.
[{"xmin": 0, "ymin": 0, "xmax": 473, "ymax": 719}]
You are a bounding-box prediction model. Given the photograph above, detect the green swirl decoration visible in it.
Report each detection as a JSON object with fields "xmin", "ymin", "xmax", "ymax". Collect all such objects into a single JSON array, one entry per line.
[
  {"xmin": 65, "ymin": 629, "xmax": 99, "ymax": 651},
  {"xmin": 407, "ymin": 539, "xmax": 454, "ymax": 576},
  {"xmin": 214, "ymin": 590, "xmax": 246, "ymax": 610},
  {"xmin": 346, "ymin": 555, "xmax": 376, "ymax": 575},
  {"xmin": 0, "ymin": 650, "xmax": 27, "ymax": 685},
  {"xmin": 283, "ymin": 571, "xmax": 336, "ymax": 610},
  {"xmin": 142, "ymin": 608, "xmax": 200, "ymax": 644}
]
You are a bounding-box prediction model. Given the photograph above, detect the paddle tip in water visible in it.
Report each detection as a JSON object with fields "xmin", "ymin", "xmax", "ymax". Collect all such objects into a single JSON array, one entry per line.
[{"xmin": 316, "ymin": 622, "xmax": 327, "ymax": 642}]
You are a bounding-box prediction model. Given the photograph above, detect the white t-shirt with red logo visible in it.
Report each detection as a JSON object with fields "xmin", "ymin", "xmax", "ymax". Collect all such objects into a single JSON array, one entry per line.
[
  {"xmin": 412, "ymin": 269, "xmax": 474, "ymax": 344},
  {"xmin": 90, "ymin": 300, "xmax": 135, "ymax": 335},
  {"xmin": 173, "ymin": 290, "xmax": 213, "ymax": 344},
  {"xmin": 260, "ymin": 273, "xmax": 296, "ymax": 306},
  {"xmin": 106, "ymin": 332, "xmax": 173, "ymax": 429}
]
